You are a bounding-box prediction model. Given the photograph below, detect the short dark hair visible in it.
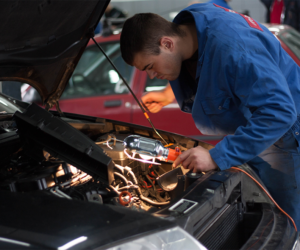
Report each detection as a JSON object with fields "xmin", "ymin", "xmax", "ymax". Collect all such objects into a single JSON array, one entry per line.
[{"xmin": 120, "ymin": 13, "xmax": 185, "ymax": 65}]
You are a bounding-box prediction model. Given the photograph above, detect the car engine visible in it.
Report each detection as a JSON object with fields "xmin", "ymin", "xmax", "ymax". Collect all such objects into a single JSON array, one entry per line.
[
  {"xmin": 0, "ymin": 111, "xmax": 203, "ymax": 213},
  {"xmin": 1, "ymin": 104, "xmax": 299, "ymax": 250}
]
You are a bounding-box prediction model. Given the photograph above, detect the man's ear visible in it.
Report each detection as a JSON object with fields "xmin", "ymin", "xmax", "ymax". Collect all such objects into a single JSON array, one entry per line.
[{"xmin": 160, "ymin": 37, "xmax": 174, "ymax": 51}]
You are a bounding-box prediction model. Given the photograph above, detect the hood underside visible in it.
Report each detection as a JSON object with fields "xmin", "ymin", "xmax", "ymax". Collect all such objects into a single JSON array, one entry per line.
[
  {"xmin": 0, "ymin": 0, "xmax": 109, "ymax": 106},
  {"xmin": 13, "ymin": 103, "xmax": 115, "ymax": 184}
]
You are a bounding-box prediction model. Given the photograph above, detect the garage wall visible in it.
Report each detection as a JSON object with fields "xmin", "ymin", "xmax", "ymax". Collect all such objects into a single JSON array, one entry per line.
[
  {"xmin": 230, "ymin": 0, "xmax": 266, "ymax": 22},
  {"xmin": 110, "ymin": 0, "xmax": 267, "ymax": 23}
]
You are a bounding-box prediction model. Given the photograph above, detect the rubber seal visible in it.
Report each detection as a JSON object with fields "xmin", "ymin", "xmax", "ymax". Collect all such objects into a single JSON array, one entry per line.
[{"xmin": 119, "ymin": 191, "xmax": 132, "ymax": 206}]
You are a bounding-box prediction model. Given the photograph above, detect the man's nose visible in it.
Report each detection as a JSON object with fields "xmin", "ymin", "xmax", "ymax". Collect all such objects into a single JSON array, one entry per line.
[{"xmin": 146, "ymin": 70, "xmax": 157, "ymax": 79}]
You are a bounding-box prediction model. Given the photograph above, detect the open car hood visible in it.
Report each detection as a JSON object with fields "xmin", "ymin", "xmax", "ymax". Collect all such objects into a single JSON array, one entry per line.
[
  {"xmin": 13, "ymin": 103, "xmax": 114, "ymax": 185},
  {"xmin": 0, "ymin": 0, "xmax": 109, "ymax": 107}
]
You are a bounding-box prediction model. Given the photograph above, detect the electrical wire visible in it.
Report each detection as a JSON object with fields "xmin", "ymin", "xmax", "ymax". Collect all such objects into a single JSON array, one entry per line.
[
  {"xmin": 114, "ymin": 164, "xmax": 124, "ymax": 174},
  {"xmin": 91, "ymin": 37, "xmax": 168, "ymax": 145},
  {"xmin": 146, "ymin": 175, "xmax": 156, "ymax": 192},
  {"xmin": 95, "ymin": 139, "xmax": 123, "ymax": 145},
  {"xmin": 121, "ymin": 165, "xmax": 169, "ymax": 206},
  {"xmin": 245, "ymin": 218, "xmax": 274, "ymax": 250},
  {"xmin": 109, "ymin": 185, "xmax": 120, "ymax": 195},
  {"xmin": 114, "ymin": 172, "xmax": 128, "ymax": 186},
  {"xmin": 231, "ymin": 167, "xmax": 297, "ymax": 232},
  {"xmin": 118, "ymin": 185, "xmax": 139, "ymax": 191}
]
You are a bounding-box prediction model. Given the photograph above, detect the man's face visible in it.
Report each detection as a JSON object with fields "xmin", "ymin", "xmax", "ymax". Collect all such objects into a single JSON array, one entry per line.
[{"xmin": 132, "ymin": 47, "xmax": 182, "ymax": 81}]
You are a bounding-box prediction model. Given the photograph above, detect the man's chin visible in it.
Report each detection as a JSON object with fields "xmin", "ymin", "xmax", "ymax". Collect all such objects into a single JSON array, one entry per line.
[{"xmin": 166, "ymin": 75, "xmax": 178, "ymax": 81}]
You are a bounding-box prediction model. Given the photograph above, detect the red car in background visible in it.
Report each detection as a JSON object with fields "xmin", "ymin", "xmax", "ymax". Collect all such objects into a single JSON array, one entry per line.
[
  {"xmin": 263, "ymin": 24, "xmax": 300, "ymax": 65},
  {"xmin": 22, "ymin": 24, "xmax": 300, "ymax": 145}
]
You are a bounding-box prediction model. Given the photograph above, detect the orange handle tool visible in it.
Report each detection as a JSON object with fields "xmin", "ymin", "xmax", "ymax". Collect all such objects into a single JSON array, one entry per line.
[{"xmin": 167, "ymin": 146, "xmax": 181, "ymax": 162}]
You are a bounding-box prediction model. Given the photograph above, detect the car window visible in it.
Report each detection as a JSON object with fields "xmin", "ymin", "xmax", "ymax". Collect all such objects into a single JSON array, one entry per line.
[
  {"xmin": 279, "ymin": 29, "xmax": 300, "ymax": 60},
  {"xmin": 144, "ymin": 77, "xmax": 168, "ymax": 92},
  {"xmin": 61, "ymin": 41, "xmax": 134, "ymax": 99},
  {"xmin": 1, "ymin": 81, "xmax": 22, "ymax": 100}
]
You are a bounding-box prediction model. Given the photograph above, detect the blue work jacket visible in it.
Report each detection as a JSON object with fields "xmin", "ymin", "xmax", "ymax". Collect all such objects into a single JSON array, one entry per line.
[
  {"xmin": 207, "ymin": 0, "xmax": 231, "ymax": 9},
  {"xmin": 170, "ymin": 3, "xmax": 300, "ymax": 170}
]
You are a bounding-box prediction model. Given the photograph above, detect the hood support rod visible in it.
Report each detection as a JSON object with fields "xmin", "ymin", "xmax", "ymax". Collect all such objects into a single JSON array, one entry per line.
[{"xmin": 91, "ymin": 37, "xmax": 167, "ymax": 145}]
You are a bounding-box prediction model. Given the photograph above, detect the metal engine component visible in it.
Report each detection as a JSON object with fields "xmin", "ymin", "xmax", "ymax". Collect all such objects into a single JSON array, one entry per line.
[
  {"xmin": 156, "ymin": 166, "xmax": 191, "ymax": 192},
  {"xmin": 124, "ymin": 135, "xmax": 169, "ymax": 158},
  {"xmin": 86, "ymin": 191, "xmax": 103, "ymax": 204}
]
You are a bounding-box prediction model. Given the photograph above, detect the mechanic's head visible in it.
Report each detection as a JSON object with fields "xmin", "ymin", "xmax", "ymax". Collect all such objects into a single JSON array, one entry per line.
[{"xmin": 120, "ymin": 13, "xmax": 186, "ymax": 81}]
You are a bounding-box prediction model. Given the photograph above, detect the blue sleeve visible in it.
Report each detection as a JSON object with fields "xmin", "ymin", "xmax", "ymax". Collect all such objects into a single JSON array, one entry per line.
[{"xmin": 209, "ymin": 50, "xmax": 297, "ymax": 170}]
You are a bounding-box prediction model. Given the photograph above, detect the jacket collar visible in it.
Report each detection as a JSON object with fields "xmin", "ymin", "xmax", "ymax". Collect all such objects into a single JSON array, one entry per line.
[{"xmin": 173, "ymin": 5, "xmax": 208, "ymax": 80}]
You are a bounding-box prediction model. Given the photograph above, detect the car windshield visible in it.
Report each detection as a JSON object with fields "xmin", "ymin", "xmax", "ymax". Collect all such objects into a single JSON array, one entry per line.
[
  {"xmin": 73, "ymin": 43, "xmax": 118, "ymax": 75},
  {"xmin": 61, "ymin": 41, "xmax": 133, "ymax": 99},
  {"xmin": 279, "ymin": 28, "xmax": 300, "ymax": 60}
]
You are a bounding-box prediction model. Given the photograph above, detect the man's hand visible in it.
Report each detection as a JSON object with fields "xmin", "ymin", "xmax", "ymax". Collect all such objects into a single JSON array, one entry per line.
[
  {"xmin": 172, "ymin": 146, "xmax": 218, "ymax": 172},
  {"xmin": 141, "ymin": 83, "xmax": 175, "ymax": 113}
]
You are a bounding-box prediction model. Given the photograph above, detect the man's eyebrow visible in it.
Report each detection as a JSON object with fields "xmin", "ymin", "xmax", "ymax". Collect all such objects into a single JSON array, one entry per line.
[{"xmin": 142, "ymin": 64, "xmax": 151, "ymax": 71}]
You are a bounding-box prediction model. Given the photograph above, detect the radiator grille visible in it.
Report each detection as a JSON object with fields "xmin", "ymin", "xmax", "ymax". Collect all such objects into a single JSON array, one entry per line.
[{"xmin": 199, "ymin": 205, "xmax": 239, "ymax": 249}]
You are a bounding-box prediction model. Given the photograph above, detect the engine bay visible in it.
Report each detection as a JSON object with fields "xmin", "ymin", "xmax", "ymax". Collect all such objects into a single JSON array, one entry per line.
[
  {"xmin": 0, "ymin": 104, "xmax": 211, "ymax": 213},
  {"xmin": 1, "ymin": 146, "xmax": 171, "ymax": 212},
  {"xmin": 2, "ymin": 103, "xmax": 299, "ymax": 250}
]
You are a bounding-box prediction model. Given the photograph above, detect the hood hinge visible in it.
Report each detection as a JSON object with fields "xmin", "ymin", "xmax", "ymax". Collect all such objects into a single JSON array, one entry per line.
[
  {"xmin": 45, "ymin": 61, "xmax": 74, "ymax": 112},
  {"xmin": 45, "ymin": 100, "xmax": 64, "ymax": 117}
]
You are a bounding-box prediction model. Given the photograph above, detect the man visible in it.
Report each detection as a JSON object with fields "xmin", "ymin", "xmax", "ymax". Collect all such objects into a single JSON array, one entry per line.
[
  {"xmin": 120, "ymin": 3, "xmax": 300, "ymax": 228},
  {"xmin": 260, "ymin": 0, "xmax": 273, "ymax": 22},
  {"xmin": 270, "ymin": 0, "xmax": 284, "ymax": 24}
]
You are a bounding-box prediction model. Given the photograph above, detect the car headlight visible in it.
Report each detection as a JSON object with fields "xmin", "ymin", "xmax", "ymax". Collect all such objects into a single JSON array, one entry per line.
[
  {"xmin": 107, "ymin": 226, "xmax": 207, "ymax": 250},
  {"xmin": 293, "ymin": 236, "xmax": 300, "ymax": 250}
]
